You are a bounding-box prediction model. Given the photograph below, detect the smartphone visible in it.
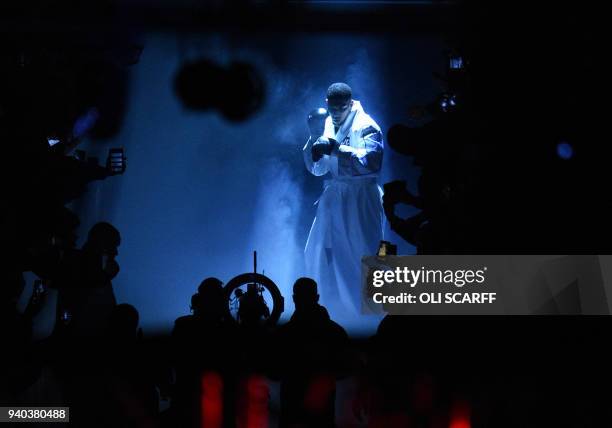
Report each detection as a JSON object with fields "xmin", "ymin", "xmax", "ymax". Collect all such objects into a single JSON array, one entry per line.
[{"xmin": 109, "ymin": 147, "xmax": 125, "ymax": 173}]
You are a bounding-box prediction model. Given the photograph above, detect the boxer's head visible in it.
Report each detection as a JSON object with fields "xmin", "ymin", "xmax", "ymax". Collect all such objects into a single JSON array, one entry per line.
[{"xmin": 326, "ymin": 82, "xmax": 353, "ymax": 126}]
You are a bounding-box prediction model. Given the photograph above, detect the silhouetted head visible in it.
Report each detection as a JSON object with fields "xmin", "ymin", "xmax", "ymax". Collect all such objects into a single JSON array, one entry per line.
[
  {"xmin": 190, "ymin": 293, "xmax": 202, "ymax": 315},
  {"xmin": 293, "ymin": 277, "xmax": 319, "ymax": 310},
  {"xmin": 85, "ymin": 222, "xmax": 121, "ymax": 256},
  {"xmin": 109, "ymin": 303, "xmax": 139, "ymax": 339},
  {"xmin": 326, "ymin": 82, "xmax": 353, "ymax": 127},
  {"xmin": 198, "ymin": 277, "xmax": 223, "ymax": 295},
  {"xmin": 197, "ymin": 277, "xmax": 225, "ymax": 319}
]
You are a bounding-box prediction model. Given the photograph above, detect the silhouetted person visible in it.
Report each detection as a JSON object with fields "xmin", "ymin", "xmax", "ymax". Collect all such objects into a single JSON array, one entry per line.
[
  {"xmin": 108, "ymin": 303, "xmax": 141, "ymax": 344},
  {"xmin": 47, "ymin": 223, "xmax": 121, "ymax": 426},
  {"xmin": 272, "ymin": 277, "xmax": 350, "ymax": 428},
  {"xmin": 16, "ymin": 206, "xmax": 81, "ymax": 284},
  {"xmin": 197, "ymin": 277, "xmax": 226, "ymax": 323},
  {"xmin": 55, "ymin": 222, "xmax": 121, "ymax": 339},
  {"xmin": 0, "ymin": 272, "xmax": 47, "ymax": 403},
  {"xmin": 171, "ymin": 278, "xmax": 239, "ymax": 428},
  {"xmin": 103, "ymin": 304, "xmax": 159, "ymax": 428},
  {"xmin": 173, "ymin": 278, "xmax": 228, "ymax": 345}
]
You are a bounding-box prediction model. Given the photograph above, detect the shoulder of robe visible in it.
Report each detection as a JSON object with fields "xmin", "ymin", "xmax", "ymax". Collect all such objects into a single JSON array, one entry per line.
[
  {"xmin": 360, "ymin": 125, "xmax": 383, "ymax": 141},
  {"xmin": 354, "ymin": 110, "xmax": 381, "ymax": 133}
]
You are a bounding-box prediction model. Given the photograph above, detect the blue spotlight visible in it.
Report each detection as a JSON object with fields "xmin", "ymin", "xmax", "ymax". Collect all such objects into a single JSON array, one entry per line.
[{"xmin": 556, "ymin": 142, "xmax": 573, "ymax": 160}]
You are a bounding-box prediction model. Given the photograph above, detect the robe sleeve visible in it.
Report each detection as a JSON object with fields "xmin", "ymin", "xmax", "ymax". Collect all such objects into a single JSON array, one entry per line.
[
  {"xmin": 303, "ymin": 136, "xmax": 330, "ymax": 176},
  {"xmin": 335, "ymin": 126, "xmax": 383, "ymax": 176}
]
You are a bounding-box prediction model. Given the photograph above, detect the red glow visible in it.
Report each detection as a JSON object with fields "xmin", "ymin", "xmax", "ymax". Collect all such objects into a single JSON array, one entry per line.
[
  {"xmin": 449, "ymin": 399, "xmax": 471, "ymax": 428},
  {"xmin": 237, "ymin": 375, "xmax": 269, "ymax": 428},
  {"xmin": 304, "ymin": 374, "xmax": 335, "ymax": 412},
  {"xmin": 449, "ymin": 420, "xmax": 471, "ymax": 428},
  {"xmin": 201, "ymin": 372, "xmax": 223, "ymax": 428}
]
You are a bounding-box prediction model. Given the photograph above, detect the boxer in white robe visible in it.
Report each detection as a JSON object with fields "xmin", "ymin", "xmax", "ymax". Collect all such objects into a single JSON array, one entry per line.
[{"xmin": 303, "ymin": 83, "xmax": 384, "ymax": 316}]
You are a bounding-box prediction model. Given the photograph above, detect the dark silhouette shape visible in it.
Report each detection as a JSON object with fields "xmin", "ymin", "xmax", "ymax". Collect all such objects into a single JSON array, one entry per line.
[
  {"xmin": 174, "ymin": 59, "xmax": 265, "ymax": 122},
  {"xmin": 0, "ymin": 272, "xmax": 43, "ymax": 400},
  {"xmin": 271, "ymin": 277, "xmax": 351, "ymax": 428},
  {"xmin": 237, "ymin": 283, "xmax": 271, "ymax": 327},
  {"xmin": 197, "ymin": 277, "xmax": 226, "ymax": 322},
  {"xmin": 103, "ymin": 304, "xmax": 159, "ymax": 428},
  {"xmin": 170, "ymin": 278, "xmax": 240, "ymax": 428},
  {"xmin": 108, "ymin": 303, "xmax": 140, "ymax": 342},
  {"xmin": 197, "ymin": 276, "xmax": 224, "ymax": 294},
  {"xmin": 55, "ymin": 222, "xmax": 121, "ymax": 339}
]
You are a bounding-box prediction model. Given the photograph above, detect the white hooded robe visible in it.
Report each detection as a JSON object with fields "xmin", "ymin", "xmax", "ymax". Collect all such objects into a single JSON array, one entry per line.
[{"xmin": 303, "ymin": 100, "xmax": 384, "ymax": 316}]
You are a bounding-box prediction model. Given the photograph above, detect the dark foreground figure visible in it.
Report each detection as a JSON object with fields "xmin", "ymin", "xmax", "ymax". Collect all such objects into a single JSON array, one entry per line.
[{"xmin": 271, "ymin": 278, "xmax": 351, "ymax": 428}]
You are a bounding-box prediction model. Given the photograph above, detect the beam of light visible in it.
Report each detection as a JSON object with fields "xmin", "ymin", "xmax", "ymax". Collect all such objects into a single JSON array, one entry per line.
[
  {"xmin": 201, "ymin": 372, "xmax": 223, "ymax": 428},
  {"xmin": 247, "ymin": 157, "xmax": 303, "ymax": 319}
]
